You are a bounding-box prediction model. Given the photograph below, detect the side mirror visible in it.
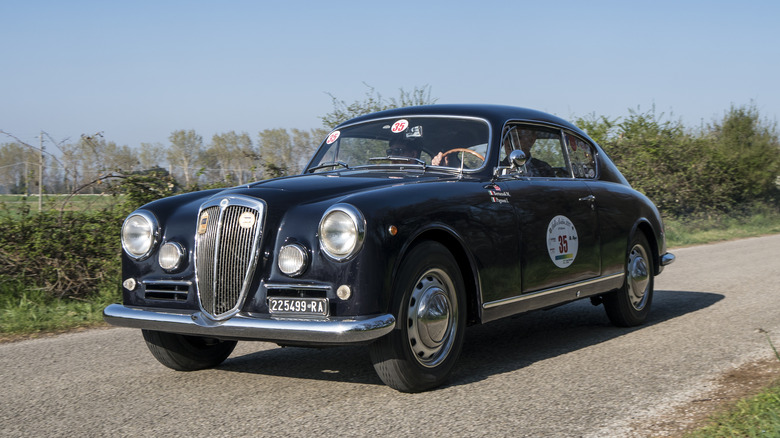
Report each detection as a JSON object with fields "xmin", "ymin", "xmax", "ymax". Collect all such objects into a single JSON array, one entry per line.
[{"xmin": 509, "ymin": 149, "xmax": 527, "ymax": 169}]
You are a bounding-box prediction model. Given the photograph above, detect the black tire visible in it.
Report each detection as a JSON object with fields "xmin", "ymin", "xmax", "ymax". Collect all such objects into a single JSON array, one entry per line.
[
  {"xmin": 603, "ymin": 233, "xmax": 654, "ymax": 327},
  {"xmin": 369, "ymin": 241, "xmax": 466, "ymax": 393},
  {"xmin": 142, "ymin": 330, "xmax": 237, "ymax": 371}
]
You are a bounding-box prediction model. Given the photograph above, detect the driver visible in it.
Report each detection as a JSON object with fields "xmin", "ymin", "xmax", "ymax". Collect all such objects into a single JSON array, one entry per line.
[
  {"xmin": 387, "ymin": 138, "xmax": 422, "ymax": 160},
  {"xmin": 431, "ymin": 151, "xmax": 448, "ymax": 166}
]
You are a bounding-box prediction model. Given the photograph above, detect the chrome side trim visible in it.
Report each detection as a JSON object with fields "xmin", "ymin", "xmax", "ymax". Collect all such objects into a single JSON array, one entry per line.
[
  {"xmin": 483, "ymin": 272, "xmax": 624, "ymax": 309},
  {"xmin": 103, "ymin": 304, "xmax": 395, "ymax": 344},
  {"xmin": 661, "ymin": 252, "xmax": 676, "ymax": 266}
]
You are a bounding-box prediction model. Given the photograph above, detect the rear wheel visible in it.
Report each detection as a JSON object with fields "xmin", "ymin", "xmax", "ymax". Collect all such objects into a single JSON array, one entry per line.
[
  {"xmin": 369, "ymin": 241, "xmax": 466, "ymax": 393},
  {"xmin": 142, "ymin": 330, "xmax": 237, "ymax": 371},
  {"xmin": 603, "ymin": 233, "xmax": 654, "ymax": 327}
]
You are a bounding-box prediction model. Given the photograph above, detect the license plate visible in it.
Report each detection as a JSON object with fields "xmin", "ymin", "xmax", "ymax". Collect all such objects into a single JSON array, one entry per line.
[{"xmin": 268, "ymin": 297, "xmax": 328, "ymax": 316}]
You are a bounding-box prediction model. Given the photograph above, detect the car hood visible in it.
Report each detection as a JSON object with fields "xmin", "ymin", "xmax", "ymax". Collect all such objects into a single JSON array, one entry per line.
[{"xmin": 211, "ymin": 171, "xmax": 452, "ymax": 208}]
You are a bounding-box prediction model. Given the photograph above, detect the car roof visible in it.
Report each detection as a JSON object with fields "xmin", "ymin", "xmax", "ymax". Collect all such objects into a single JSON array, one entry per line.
[{"xmin": 337, "ymin": 104, "xmax": 585, "ymax": 137}]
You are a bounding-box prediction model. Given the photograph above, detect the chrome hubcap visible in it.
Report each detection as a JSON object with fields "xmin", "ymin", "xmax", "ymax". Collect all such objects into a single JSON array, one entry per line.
[
  {"xmin": 407, "ymin": 268, "xmax": 457, "ymax": 368},
  {"xmin": 627, "ymin": 244, "xmax": 650, "ymax": 310}
]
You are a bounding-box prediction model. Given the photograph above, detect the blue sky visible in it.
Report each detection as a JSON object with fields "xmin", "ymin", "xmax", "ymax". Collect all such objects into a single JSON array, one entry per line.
[{"xmin": 2, "ymin": 0, "xmax": 778, "ymax": 150}]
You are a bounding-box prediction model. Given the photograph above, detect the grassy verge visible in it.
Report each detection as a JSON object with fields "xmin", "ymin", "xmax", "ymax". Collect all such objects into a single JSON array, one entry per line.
[
  {"xmin": 0, "ymin": 277, "xmax": 119, "ymax": 340},
  {"xmin": 664, "ymin": 208, "xmax": 780, "ymax": 247},
  {"xmin": 686, "ymin": 382, "xmax": 780, "ymax": 437}
]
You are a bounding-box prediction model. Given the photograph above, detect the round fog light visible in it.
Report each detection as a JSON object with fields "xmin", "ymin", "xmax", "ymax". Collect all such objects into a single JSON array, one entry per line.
[
  {"xmin": 336, "ymin": 285, "xmax": 352, "ymax": 300},
  {"xmin": 158, "ymin": 242, "xmax": 185, "ymax": 271},
  {"xmin": 278, "ymin": 243, "xmax": 308, "ymax": 276},
  {"xmin": 122, "ymin": 278, "xmax": 137, "ymax": 291}
]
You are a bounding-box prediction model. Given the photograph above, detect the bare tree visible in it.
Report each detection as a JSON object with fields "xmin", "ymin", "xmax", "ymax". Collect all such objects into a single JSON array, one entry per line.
[
  {"xmin": 138, "ymin": 142, "xmax": 166, "ymax": 170},
  {"xmin": 167, "ymin": 130, "xmax": 203, "ymax": 187},
  {"xmin": 207, "ymin": 131, "xmax": 255, "ymax": 184}
]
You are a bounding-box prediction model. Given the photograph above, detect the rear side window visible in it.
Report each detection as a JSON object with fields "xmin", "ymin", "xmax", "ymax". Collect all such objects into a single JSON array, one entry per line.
[{"xmin": 564, "ymin": 133, "xmax": 597, "ymax": 179}]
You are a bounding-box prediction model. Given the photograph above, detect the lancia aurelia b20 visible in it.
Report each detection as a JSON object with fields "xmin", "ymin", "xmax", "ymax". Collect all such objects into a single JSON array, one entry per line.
[{"xmin": 104, "ymin": 104, "xmax": 675, "ymax": 392}]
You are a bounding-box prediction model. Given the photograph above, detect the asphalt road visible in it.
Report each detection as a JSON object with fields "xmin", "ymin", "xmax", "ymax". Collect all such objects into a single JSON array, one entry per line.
[{"xmin": 2, "ymin": 235, "xmax": 779, "ymax": 437}]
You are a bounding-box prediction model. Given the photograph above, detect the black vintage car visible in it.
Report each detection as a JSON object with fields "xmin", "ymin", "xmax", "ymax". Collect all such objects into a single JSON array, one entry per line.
[{"xmin": 104, "ymin": 104, "xmax": 674, "ymax": 392}]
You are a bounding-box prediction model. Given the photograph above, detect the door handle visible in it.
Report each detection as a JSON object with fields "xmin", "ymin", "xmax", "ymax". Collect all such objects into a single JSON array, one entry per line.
[{"xmin": 579, "ymin": 195, "xmax": 596, "ymax": 210}]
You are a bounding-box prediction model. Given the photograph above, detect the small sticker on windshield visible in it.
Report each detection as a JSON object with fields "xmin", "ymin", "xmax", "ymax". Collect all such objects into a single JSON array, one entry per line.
[
  {"xmin": 406, "ymin": 125, "xmax": 423, "ymax": 138},
  {"xmin": 391, "ymin": 119, "xmax": 409, "ymax": 133},
  {"xmin": 326, "ymin": 130, "xmax": 340, "ymax": 144}
]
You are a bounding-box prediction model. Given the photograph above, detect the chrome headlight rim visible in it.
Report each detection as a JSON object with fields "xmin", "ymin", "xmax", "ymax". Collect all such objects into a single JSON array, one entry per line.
[
  {"xmin": 158, "ymin": 241, "xmax": 185, "ymax": 271},
  {"xmin": 318, "ymin": 203, "xmax": 366, "ymax": 262},
  {"xmin": 121, "ymin": 210, "xmax": 159, "ymax": 261},
  {"xmin": 278, "ymin": 243, "xmax": 310, "ymax": 277}
]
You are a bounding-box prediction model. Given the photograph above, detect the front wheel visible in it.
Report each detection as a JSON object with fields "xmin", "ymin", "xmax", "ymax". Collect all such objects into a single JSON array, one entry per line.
[
  {"xmin": 369, "ymin": 241, "xmax": 466, "ymax": 392},
  {"xmin": 142, "ymin": 330, "xmax": 237, "ymax": 371},
  {"xmin": 603, "ymin": 233, "xmax": 654, "ymax": 327}
]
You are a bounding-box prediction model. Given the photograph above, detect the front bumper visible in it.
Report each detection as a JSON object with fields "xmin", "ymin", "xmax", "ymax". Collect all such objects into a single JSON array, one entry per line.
[{"xmin": 103, "ymin": 304, "xmax": 396, "ymax": 345}]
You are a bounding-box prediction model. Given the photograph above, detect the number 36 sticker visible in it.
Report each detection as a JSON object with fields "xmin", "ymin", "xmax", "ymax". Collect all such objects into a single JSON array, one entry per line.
[{"xmin": 547, "ymin": 215, "xmax": 578, "ymax": 268}]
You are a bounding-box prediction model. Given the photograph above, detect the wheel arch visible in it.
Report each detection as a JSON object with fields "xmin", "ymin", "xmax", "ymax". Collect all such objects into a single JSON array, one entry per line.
[
  {"xmin": 397, "ymin": 226, "xmax": 482, "ymax": 327},
  {"xmin": 632, "ymin": 220, "xmax": 661, "ymax": 276}
]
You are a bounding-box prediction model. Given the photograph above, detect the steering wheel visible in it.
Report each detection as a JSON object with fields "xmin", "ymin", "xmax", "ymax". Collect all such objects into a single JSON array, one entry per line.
[{"xmin": 439, "ymin": 148, "xmax": 485, "ymax": 161}]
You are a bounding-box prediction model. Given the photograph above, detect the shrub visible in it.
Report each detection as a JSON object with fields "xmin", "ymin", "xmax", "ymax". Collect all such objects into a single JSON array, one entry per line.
[
  {"xmin": 577, "ymin": 104, "xmax": 780, "ymax": 217},
  {"xmin": 0, "ymin": 204, "xmax": 124, "ymax": 299}
]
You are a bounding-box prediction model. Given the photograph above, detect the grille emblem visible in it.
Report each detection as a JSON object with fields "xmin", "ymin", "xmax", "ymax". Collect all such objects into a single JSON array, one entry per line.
[
  {"xmin": 197, "ymin": 211, "xmax": 209, "ymax": 234},
  {"xmin": 239, "ymin": 211, "xmax": 255, "ymax": 229}
]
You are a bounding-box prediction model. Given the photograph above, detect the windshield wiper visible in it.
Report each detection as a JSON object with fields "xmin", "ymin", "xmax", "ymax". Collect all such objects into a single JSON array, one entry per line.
[
  {"xmin": 307, "ymin": 161, "xmax": 349, "ymax": 173},
  {"xmin": 368, "ymin": 156, "xmax": 427, "ymax": 168}
]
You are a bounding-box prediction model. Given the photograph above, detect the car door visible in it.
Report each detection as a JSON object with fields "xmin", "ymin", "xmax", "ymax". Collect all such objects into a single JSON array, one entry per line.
[{"xmin": 499, "ymin": 124, "xmax": 601, "ymax": 293}]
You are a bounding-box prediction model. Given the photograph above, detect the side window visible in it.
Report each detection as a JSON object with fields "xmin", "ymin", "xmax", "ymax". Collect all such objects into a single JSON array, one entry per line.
[
  {"xmin": 565, "ymin": 133, "xmax": 597, "ymax": 179},
  {"xmin": 500, "ymin": 124, "xmax": 570, "ymax": 177}
]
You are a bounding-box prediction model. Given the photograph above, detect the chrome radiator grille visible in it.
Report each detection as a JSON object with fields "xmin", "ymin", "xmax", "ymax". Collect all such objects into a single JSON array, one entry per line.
[{"xmin": 195, "ymin": 196, "xmax": 265, "ymax": 320}]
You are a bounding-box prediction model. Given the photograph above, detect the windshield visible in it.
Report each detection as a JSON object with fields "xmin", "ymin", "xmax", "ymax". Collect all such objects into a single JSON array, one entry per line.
[{"xmin": 307, "ymin": 116, "xmax": 490, "ymax": 172}]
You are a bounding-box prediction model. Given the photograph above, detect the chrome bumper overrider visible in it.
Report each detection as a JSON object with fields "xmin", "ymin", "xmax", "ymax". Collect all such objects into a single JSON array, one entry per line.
[
  {"xmin": 661, "ymin": 252, "xmax": 676, "ymax": 266},
  {"xmin": 103, "ymin": 304, "xmax": 396, "ymax": 344}
]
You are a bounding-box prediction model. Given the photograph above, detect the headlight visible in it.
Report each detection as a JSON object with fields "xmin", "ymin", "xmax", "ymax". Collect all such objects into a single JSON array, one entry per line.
[
  {"xmin": 158, "ymin": 242, "xmax": 185, "ymax": 271},
  {"xmin": 318, "ymin": 204, "xmax": 365, "ymax": 261},
  {"xmin": 278, "ymin": 243, "xmax": 309, "ymax": 276},
  {"xmin": 121, "ymin": 211, "xmax": 158, "ymax": 260}
]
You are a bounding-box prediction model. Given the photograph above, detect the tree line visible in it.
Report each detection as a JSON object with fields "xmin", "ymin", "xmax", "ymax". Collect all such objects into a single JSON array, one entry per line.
[
  {"xmin": 1, "ymin": 84, "xmax": 778, "ymax": 218},
  {"xmin": 0, "ymin": 127, "xmax": 329, "ymax": 195}
]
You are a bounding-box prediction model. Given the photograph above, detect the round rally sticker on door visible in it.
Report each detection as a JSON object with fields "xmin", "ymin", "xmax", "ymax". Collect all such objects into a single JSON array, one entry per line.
[{"xmin": 547, "ymin": 215, "xmax": 578, "ymax": 268}]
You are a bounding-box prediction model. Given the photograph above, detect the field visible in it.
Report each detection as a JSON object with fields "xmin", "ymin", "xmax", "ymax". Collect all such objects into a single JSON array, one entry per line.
[{"xmin": 0, "ymin": 193, "xmax": 119, "ymax": 214}]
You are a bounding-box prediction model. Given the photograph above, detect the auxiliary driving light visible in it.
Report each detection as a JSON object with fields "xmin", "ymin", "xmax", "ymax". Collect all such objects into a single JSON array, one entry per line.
[{"xmin": 278, "ymin": 243, "xmax": 309, "ymax": 276}]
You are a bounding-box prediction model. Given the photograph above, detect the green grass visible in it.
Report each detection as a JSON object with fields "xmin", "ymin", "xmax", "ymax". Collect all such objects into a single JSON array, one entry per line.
[
  {"xmin": 0, "ymin": 277, "xmax": 119, "ymax": 339},
  {"xmin": 685, "ymin": 384, "xmax": 780, "ymax": 437},
  {"xmin": 665, "ymin": 208, "xmax": 780, "ymax": 247},
  {"xmin": 683, "ymin": 338, "xmax": 780, "ymax": 437},
  {"xmin": 0, "ymin": 193, "xmax": 120, "ymax": 216}
]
